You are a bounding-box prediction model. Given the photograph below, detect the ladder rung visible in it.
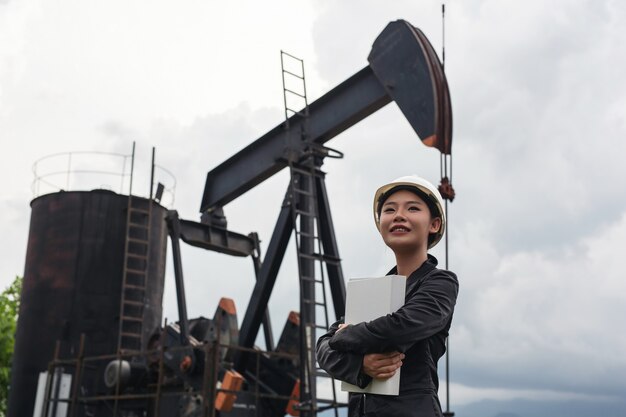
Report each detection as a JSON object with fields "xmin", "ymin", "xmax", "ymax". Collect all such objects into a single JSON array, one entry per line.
[
  {"xmin": 127, "ymin": 253, "xmax": 148, "ymax": 260},
  {"xmin": 282, "ymin": 69, "xmax": 304, "ymax": 79},
  {"xmin": 293, "ymin": 188, "xmax": 313, "ymax": 197},
  {"xmin": 124, "ymin": 283, "xmax": 145, "ymax": 290},
  {"xmin": 298, "ymin": 253, "xmax": 341, "ymax": 265},
  {"xmin": 124, "ymin": 281, "xmax": 145, "ymax": 290},
  {"xmin": 296, "ymin": 231, "xmax": 319, "ymax": 239},
  {"xmin": 302, "ymin": 299, "xmax": 326, "ymax": 307},
  {"xmin": 295, "ymin": 209, "xmax": 316, "ymax": 217},
  {"xmin": 284, "ymin": 88, "xmax": 306, "ymax": 98},
  {"xmin": 301, "ymin": 277, "xmax": 323, "ymax": 284},
  {"xmin": 128, "ymin": 237, "xmax": 149, "ymax": 245},
  {"xmin": 120, "ymin": 332, "xmax": 142, "ymax": 339},
  {"xmin": 124, "ymin": 300, "xmax": 143, "ymax": 307},
  {"xmin": 124, "ymin": 268, "xmax": 147, "ymax": 275},
  {"xmin": 130, "ymin": 208, "xmax": 150, "ymax": 214},
  {"xmin": 121, "ymin": 315, "xmax": 143, "ymax": 322},
  {"xmin": 281, "ymin": 50, "xmax": 304, "ymax": 62},
  {"xmin": 289, "ymin": 165, "xmax": 316, "ymax": 176},
  {"xmin": 129, "ymin": 222, "xmax": 149, "ymax": 229},
  {"xmin": 298, "ymin": 252, "xmax": 321, "ymax": 261}
]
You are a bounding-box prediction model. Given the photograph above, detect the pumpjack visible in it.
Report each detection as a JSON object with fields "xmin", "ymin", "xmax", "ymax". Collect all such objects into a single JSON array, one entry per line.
[{"xmin": 37, "ymin": 19, "xmax": 452, "ymax": 417}]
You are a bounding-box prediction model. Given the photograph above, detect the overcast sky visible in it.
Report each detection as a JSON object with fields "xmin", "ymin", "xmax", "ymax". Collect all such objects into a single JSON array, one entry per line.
[{"xmin": 2, "ymin": 1, "xmax": 626, "ymax": 416}]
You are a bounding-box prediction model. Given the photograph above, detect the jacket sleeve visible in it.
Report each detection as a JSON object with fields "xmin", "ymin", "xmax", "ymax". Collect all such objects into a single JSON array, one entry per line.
[
  {"xmin": 328, "ymin": 271, "xmax": 458, "ymax": 354},
  {"xmin": 315, "ymin": 318, "xmax": 373, "ymax": 388}
]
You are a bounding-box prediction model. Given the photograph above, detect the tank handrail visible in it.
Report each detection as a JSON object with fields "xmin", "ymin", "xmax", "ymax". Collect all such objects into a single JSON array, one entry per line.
[
  {"xmin": 32, "ymin": 150, "xmax": 131, "ymax": 165},
  {"xmin": 153, "ymin": 163, "xmax": 177, "ymax": 206},
  {"xmin": 33, "ymin": 171, "xmax": 125, "ymax": 194},
  {"xmin": 30, "ymin": 150, "xmax": 177, "ymax": 208},
  {"xmin": 34, "ymin": 169, "xmax": 129, "ymax": 178},
  {"xmin": 31, "ymin": 150, "xmax": 132, "ymax": 198}
]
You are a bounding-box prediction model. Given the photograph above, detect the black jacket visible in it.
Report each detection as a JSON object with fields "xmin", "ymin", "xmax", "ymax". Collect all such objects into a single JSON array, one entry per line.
[{"xmin": 316, "ymin": 255, "xmax": 458, "ymax": 417}]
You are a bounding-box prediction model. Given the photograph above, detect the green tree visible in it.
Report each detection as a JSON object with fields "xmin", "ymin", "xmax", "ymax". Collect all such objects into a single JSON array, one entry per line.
[{"xmin": 0, "ymin": 276, "xmax": 22, "ymax": 417}]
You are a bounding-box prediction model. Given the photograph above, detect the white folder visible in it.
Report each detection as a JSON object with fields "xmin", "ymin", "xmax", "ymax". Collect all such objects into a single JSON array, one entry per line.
[{"xmin": 340, "ymin": 275, "xmax": 406, "ymax": 396}]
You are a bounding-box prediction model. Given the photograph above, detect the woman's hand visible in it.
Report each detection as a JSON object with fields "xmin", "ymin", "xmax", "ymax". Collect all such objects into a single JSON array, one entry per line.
[{"xmin": 362, "ymin": 352, "xmax": 404, "ymax": 379}]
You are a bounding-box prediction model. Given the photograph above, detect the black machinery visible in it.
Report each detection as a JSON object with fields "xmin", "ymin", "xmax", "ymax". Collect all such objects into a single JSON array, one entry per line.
[{"xmin": 14, "ymin": 19, "xmax": 452, "ymax": 417}]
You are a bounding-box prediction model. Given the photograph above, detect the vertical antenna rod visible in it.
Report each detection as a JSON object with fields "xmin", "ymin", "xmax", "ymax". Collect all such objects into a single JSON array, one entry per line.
[
  {"xmin": 441, "ymin": 3, "xmax": 455, "ymax": 417},
  {"xmin": 442, "ymin": 3, "xmax": 446, "ymax": 72}
]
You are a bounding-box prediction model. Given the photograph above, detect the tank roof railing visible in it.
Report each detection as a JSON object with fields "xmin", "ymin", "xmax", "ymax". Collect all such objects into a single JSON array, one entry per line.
[
  {"xmin": 31, "ymin": 149, "xmax": 176, "ymax": 207},
  {"xmin": 151, "ymin": 163, "xmax": 177, "ymax": 207}
]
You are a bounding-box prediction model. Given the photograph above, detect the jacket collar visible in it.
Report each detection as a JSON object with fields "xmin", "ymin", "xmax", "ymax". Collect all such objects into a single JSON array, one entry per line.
[{"xmin": 387, "ymin": 254, "xmax": 438, "ymax": 282}]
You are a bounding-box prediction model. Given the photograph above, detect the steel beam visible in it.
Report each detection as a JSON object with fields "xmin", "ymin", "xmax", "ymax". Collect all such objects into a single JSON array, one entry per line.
[
  {"xmin": 165, "ymin": 211, "xmax": 191, "ymax": 346},
  {"xmin": 236, "ymin": 194, "xmax": 294, "ymax": 367},
  {"xmin": 200, "ymin": 66, "xmax": 388, "ymax": 212},
  {"xmin": 315, "ymin": 175, "xmax": 346, "ymax": 319},
  {"xmin": 250, "ymin": 232, "xmax": 275, "ymax": 351},
  {"xmin": 178, "ymin": 218, "xmax": 255, "ymax": 257}
]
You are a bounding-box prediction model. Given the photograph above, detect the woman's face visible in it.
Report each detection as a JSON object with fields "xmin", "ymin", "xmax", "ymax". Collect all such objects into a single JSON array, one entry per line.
[{"xmin": 378, "ymin": 189, "xmax": 441, "ymax": 253}]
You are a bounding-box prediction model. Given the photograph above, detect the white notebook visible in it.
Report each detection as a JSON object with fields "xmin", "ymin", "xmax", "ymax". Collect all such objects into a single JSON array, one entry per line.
[{"xmin": 340, "ymin": 275, "xmax": 406, "ymax": 396}]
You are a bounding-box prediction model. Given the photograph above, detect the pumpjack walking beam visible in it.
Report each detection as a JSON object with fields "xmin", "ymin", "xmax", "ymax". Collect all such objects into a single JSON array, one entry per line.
[
  {"xmin": 200, "ymin": 20, "xmax": 451, "ymax": 214},
  {"xmin": 203, "ymin": 19, "xmax": 452, "ymax": 352}
]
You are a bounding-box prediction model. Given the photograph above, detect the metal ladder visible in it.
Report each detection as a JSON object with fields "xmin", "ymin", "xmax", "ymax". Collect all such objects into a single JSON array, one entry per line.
[
  {"xmin": 281, "ymin": 50, "xmax": 309, "ymax": 125},
  {"xmin": 117, "ymin": 147, "xmax": 152, "ymax": 353},
  {"xmin": 288, "ymin": 163, "xmax": 340, "ymax": 417},
  {"xmin": 282, "ymin": 51, "xmax": 340, "ymax": 417}
]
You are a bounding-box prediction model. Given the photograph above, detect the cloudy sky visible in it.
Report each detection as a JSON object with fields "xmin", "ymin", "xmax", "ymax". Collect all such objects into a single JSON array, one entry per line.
[{"xmin": 2, "ymin": 1, "xmax": 626, "ymax": 416}]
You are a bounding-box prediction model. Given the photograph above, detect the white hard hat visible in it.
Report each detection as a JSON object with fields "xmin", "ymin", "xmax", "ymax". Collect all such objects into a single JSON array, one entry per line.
[{"xmin": 373, "ymin": 175, "xmax": 446, "ymax": 249}]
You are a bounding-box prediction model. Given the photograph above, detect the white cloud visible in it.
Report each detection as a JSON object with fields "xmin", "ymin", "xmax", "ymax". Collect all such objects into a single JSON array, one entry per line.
[
  {"xmin": 451, "ymin": 210, "xmax": 626, "ymax": 395},
  {"xmin": 439, "ymin": 381, "xmax": 621, "ymax": 407}
]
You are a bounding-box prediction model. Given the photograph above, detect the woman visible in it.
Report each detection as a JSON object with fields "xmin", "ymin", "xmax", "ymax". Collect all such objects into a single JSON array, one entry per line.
[{"xmin": 316, "ymin": 175, "xmax": 459, "ymax": 417}]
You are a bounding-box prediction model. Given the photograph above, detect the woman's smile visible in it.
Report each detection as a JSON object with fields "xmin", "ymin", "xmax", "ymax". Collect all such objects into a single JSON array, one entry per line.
[{"xmin": 389, "ymin": 225, "xmax": 411, "ymax": 233}]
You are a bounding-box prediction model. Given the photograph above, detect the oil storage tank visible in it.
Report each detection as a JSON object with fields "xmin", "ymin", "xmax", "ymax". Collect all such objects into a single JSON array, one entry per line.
[{"xmin": 8, "ymin": 190, "xmax": 168, "ymax": 417}]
